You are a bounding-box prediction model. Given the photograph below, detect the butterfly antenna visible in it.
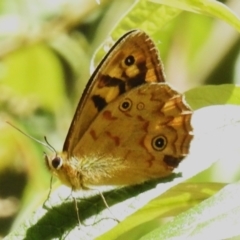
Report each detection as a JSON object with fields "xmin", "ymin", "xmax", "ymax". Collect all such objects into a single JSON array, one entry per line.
[
  {"xmin": 6, "ymin": 121, "xmax": 55, "ymax": 153},
  {"xmin": 43, "ymin": 136, "xmax": 57, "ymax": 154}
]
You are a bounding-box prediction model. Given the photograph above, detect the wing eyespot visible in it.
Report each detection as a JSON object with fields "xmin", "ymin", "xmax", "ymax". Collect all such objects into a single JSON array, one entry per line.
[
  {"xmin": 119, "ymin": 98, "xmax": 132, "ymax": 112},
  {"xmin": 137, "ymin": 102, "xmax": 145, "ymax": 110},
  {"xmin": 124, "ymin": 55, "xmax": 135, "ymax": 66},
  {"xmin": 152, "ymin": 135, "xmax": 167, "ymax": 151}
]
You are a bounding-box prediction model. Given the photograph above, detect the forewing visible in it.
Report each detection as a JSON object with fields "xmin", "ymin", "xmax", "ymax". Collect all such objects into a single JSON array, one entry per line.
[{"xmin": 63, "ymin": 30, "xmax": 166, "ymax": 153}]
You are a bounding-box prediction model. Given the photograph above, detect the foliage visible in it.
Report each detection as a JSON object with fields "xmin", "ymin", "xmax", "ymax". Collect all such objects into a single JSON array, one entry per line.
[{"xmin": 1, "ymin": 0, "xmax": 240, "ymax": 239}]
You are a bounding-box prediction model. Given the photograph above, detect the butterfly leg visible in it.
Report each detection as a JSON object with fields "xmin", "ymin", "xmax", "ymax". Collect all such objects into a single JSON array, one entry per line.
[
  {"xmin": 72, "ymin": 193, "xmax": 81, "ymax": 227},
  {"xmin": 42, "ymin": 176, "xmax": 54, "ymax": 210},
  {"xmin": 97, "ymin": 190, "xmax": 120, "ymax": 223}
]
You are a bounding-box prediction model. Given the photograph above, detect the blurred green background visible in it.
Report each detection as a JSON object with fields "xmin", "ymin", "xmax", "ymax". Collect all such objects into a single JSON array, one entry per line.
[{"xmin": 0, "ymin": 0, "xmax": 240, "ymax": 238}]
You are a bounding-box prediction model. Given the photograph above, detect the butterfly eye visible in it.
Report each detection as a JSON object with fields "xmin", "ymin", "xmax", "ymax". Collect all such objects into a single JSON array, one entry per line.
[
  {"xmin": 119, "ymin": 98, "xmax": 132, "ymax": 111},
  {"xmin": 152, "ymin": 135, "xmax": 167, "ymax": 151},
  {"xmin": 124, "ymin": 55, "xmax": 135, "ymax": 66},
  {"xmin": 51, "ymin": 156, "xmax": 63, "ymax": 169}
]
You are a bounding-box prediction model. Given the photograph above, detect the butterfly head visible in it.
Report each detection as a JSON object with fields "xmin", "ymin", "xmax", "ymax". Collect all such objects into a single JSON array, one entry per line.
[
  {"xmin": 44, "ymin": 152, "xmax": 74, "ymax": 188},
  {"xmin": 45, "ymin": 153, "xmax": 63, "ymax": 170}
]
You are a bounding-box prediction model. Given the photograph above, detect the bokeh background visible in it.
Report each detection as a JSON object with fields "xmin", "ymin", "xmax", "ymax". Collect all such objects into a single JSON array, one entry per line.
[{"xmin": 0, "ymin": 0, "xmax": 240, "ymax": 238}]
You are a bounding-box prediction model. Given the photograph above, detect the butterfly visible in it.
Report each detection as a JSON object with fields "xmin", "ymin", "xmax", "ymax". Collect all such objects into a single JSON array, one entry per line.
[{"xmin": 45, "ymin": 29, "xmax": 193, "ymax": 190}]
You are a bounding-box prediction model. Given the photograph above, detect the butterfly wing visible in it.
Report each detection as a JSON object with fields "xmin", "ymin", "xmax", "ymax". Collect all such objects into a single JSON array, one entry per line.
[
  {"xmin": 72, "ymin": 83, "xmax": 193, "ymax": 187},
  {"xmin": 63, "ymin": 30, "xmax": 166, "ymax": 153}
]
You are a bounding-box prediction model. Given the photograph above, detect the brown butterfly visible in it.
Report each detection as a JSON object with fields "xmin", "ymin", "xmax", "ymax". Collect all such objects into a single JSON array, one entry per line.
[{"xmin": 45, "ymin": 29, "xmax": 193, "ymax": 190}]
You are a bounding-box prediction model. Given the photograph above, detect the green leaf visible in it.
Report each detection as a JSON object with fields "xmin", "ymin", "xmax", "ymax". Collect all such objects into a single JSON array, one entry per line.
[
  {"xmin": 185, "ymin": 84, "xmax": 240, "ymax": 110},
  {"xmin": 97, "ymin": 183, "xmax": 225, "ymax": 240},
  {"xmin": 5, "ymin": 176, "xmax": 183, "ymax": 239},
  {"xmin": 139, "ymin": 182, "xmax": 240, "ymax": 240},
  {"xmin": 152, "ymin": 0, "xmax": 240, "ymax": 32}
]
